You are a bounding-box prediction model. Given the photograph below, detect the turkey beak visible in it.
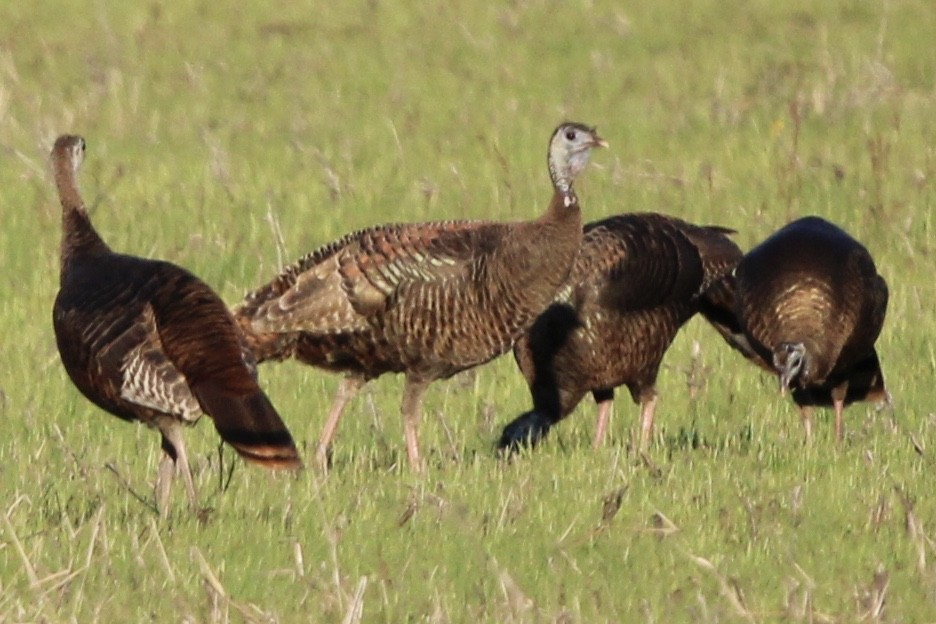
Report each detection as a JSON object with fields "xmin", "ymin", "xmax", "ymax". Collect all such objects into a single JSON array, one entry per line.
[
  {"xmin": 592, "ymin": 135, "xmax": 609, "ymax": 149},
  {"xmin": 778, "ymin": 369, "xmax": 793, "ymax": 397}
]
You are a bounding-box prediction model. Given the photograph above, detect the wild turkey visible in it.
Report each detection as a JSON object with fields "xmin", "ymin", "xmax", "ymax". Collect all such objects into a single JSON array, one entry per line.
[
  {"xmin": 51, "ymin": 135, "xmax": 301, "ymax": 515},
  {"xmin": 235, "ymin": 122, "xmax": 607, "ymax": 470},
  {"xmin": 498, "ymin": 213, "xmax": 743, "ymax": 452},
  {"xmin": 727, "ymin": 215, "xmax": 888, "ymax": 442}
]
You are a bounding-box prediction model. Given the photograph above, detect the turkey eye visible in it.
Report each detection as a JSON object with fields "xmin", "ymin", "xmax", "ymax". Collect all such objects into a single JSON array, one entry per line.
[{"xmin": 565, "ymin": 130, "xmax": 577, "ymax": 141}]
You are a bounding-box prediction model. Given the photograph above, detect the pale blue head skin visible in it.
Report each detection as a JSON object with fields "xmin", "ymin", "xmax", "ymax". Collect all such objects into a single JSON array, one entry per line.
[
  {"xmin": 774, "ymin": 341, "xmax": 808, "ymax": 395},
  {"xmin": 547, "ymin": 122, "xmax": 608, "ymax": 197}
]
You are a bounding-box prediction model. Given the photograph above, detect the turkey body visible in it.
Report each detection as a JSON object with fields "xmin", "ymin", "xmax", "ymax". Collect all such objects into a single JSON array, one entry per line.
[
  {"xmin": 242, "ymin": 219, "xmax": 572, "ymax": 379},
  {"xmin": 236, "ymin": 122, "xmax": 607, "ymax": 470},
  {"xmin": 51, "ymin": 135, "xmax": 300, "ymax": 515},
  {"xmin": 501, "ymin": 212, "xmax": 743, "ymax": 451},
  {"xmin": 732, "ymin": 215, "xmax": 888, "ymax": 441}
]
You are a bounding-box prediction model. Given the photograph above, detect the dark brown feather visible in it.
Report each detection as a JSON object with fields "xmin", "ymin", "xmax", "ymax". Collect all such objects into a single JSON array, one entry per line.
[
  {"xmin": 733, "ymin": 216, "xmax": 888, "ymax": 412},
  {"xmin": 696, "ymin": 272, "xmax": 776, "ymax": 374},
  {"xmin": 500, "ymin": 212, "xmax": 743, "ymax": 450},
  {"xmin": 51, "ymin": 135, "xmax": 300, "ymax": 512},
  {"xmin": 235, "ymin": 122, "xmax": 606, "ymax": 468},
  {"xmin": 239, "ymin": 219, "xmax": 555, "ymax": 377}
]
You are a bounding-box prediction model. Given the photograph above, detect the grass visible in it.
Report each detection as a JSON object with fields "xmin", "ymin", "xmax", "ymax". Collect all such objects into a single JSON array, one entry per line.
[{"xmin": 2, "ymin": 0, "xmax": 936, "ymax": 620}]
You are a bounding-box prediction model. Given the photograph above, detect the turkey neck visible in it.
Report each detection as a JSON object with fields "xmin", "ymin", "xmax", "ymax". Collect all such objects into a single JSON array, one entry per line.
[
  {"xmin": 498, "ymin": 187, "xmax": 582, "ymax": 299},
  {"xmin": 55, "ymin": 154, "xmax": 110, "ymax": 278},
  {"xmin": 535, "ymin": 187, "xmax": 583, "ymax": 271}
]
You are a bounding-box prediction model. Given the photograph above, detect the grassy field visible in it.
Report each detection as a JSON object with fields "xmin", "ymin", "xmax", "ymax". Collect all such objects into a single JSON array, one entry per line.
[{"xmin": 2, "ymin": 0, "xmax": 936, "ymax": 621}]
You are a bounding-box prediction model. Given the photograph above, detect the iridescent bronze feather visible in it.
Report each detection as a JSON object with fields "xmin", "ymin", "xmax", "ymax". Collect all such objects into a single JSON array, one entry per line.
[
  {"xmin": 235, "ymin": 122, "xmax": 607, "ymax": 470},
  {"xmin": 730, "ymin": 216, "xmax": 888, "ymax": 441},
  {"xmin": 51, "ymin": 135, "xmax": 301, "ymax": 515},
  {"xmin": 500, "ymin": 212, "xmax": 743, "ymax": 451}
]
